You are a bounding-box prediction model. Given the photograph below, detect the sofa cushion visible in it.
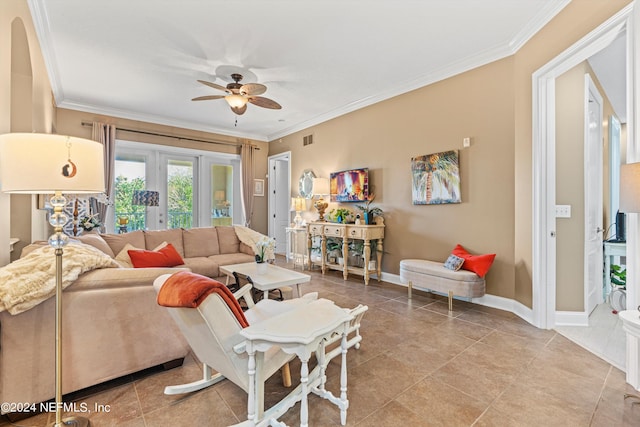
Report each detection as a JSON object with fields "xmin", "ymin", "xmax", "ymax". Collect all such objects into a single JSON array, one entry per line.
[
  {"xmin": 216, "ymin": 226, "xmax": 240, "ymax": 254},
  {"xmin": 181, "ymin": 257, "xmax": 220, "ymax": 278},
  {"xmin": 144, "ymin": 229, "xmax": 185, "ymax": 257},
  {"xmin": 183, "ymin": 227, "xmax": 221, "ymax": 258},
  {"xmin": 208, "ymin": 253, "xmax": 256, "ymax": 268},
  {"xmin": 101, "ymin": 230, "xmax": 146, "ymax": 256},
  {"xmin": 76, "ymin": 233, "xmax": 115, "ymax": 258},
  {"xmin": 129, "ymin": 244, "xmax": 185, "ymax": 268}
]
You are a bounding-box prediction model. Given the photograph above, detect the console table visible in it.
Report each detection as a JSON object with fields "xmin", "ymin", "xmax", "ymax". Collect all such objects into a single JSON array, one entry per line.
[{"xmin": 307, "ymin": 221, "xmax": 384, "ymax": 285}]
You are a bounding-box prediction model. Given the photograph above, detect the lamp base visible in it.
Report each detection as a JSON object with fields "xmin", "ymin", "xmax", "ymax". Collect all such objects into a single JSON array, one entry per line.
[{"xmin": 51, "ymin": 415, "xmax": 90, "ymax": 427}]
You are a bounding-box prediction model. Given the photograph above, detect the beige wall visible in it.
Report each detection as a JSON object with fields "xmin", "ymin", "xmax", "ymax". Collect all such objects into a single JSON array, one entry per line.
[
  {"xmin": 55, "ymin": 109, "xmax": 270, "ymax": 234},
  {"xmin": 271, "ymin": 57, "xmax": 516, "ymax": 298},
  {"xmin": 555, "ymin": 62, "xmax": 618, "ymax": 312},
  {"xmin": 512, "ymin": 0, "xmax": 631, "ymax": 307},
  {"xmin": 271, "ymin": 0, "xmax": 632, "ymax": 307},
  {"xmin": 1, "ymin": 0, "xmax": 56, "ymax": 265}
]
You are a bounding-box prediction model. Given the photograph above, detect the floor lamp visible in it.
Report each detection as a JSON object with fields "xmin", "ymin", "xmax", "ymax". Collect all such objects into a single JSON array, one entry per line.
[{"xmin": 0, "ymin": 133, "xmax": 105, "ymax": 427}]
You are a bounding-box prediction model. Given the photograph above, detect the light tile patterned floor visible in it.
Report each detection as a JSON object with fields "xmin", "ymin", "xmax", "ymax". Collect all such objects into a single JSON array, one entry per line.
[
  {"xmin": 2, "ymin": 262, "xmax": 640, "ymax": 426},
  {"xmin": 555, "ymin": 302, "xmax": 627, "ymax": 370}
]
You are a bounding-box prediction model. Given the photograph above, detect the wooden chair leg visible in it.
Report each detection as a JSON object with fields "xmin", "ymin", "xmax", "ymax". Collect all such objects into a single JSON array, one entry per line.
[{"xmin": 281, "ymin": 362, "xmax": 292, "ymax": 387}]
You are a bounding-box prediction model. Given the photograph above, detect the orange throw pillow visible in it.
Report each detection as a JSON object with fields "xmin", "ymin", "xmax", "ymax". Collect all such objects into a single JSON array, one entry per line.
[
  {"xmin": 451, "ymin": 244, "xmax": 495, "ymax": 278},
  {"xmin": 128, "ymin": 243, "xmax": 184, "ymax": 268}
]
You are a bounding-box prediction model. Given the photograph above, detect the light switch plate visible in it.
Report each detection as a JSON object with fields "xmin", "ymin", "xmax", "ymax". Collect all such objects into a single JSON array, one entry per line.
[{"xmin": 555, "ymin": 205, "xmax": 571, "ymax": 218}]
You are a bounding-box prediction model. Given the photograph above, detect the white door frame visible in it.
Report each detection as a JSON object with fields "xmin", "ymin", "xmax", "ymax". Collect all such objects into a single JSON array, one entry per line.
[
  {"xmin": 584, "ymin": 73, "xmax": 605, "ymax": 316},
  {"xmin": 532, "ymin": 4, "xmax": 636, "ymax": 329},
  {"xmin": 267, "ymin": 151, "xmax": 291, "ymax": 244}
]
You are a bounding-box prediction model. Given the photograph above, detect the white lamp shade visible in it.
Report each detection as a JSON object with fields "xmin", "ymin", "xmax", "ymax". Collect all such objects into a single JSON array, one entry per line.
[
  {"xmin": 0, "ymin": 133, "xmax": 105, "ymax": 194},
  {"xmin": 620, "ymin": 162, "xmax": 640, "ymax": 213},
  {"xmin": 312, "ymin": 177, "xmax": 330, "ymax": 196},
  {"xmin": 291, "ymin": 197, "xmax": 306, "ymax": 211}
]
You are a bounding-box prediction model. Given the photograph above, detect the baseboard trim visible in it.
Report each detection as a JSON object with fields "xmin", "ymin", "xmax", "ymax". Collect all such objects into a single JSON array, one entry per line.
[
  {"xmin": 555, "ymin": 310, "xmax": 589, "ymax": 327},
  {"xmin": 380, "ymin": 272, "xmax": 535, "ymax": 326}
]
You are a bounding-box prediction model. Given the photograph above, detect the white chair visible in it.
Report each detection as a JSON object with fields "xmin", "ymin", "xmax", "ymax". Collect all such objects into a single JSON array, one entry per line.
[
  {"xmin": 152, "ymin": 273, "xmax": 316, "ymax": 395},
  {"xmin": 153, "ymin": 272, "xmax": 368, "ymax": 425}
]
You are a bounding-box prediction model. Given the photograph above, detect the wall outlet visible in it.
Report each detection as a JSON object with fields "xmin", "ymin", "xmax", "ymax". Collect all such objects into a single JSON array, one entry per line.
[
  {"xmin": 463, "ymin": 137, "xmax": 471, "ymax": 148},
  {"xmin": 555, "ymin": 205, "xmax": 571, "ymax": 218}
]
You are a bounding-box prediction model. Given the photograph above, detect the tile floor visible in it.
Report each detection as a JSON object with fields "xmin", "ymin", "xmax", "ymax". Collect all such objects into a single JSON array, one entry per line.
[
  {"xmin": 555, "ymin": 302, "xmax": 627, "ymax": 371},
  {"xmin": 2, "ymin": 264, "xmax": 640, "ymax": 427}
]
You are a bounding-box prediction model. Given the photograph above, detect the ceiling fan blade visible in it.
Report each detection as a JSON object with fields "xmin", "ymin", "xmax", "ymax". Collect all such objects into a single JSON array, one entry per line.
[
  {"xmin": 240, "ymin": 83, "xmax": 267, "ymax": 96},
  {"xmin": 191, "ymin": 95, "xmax": 226, "ymax": 101},
  {"xmin": 248, "ymin": 96, "xmax": 282, "ymax": 109},
  {"xmin": 197, "ymin": 79, "xmax": 231, "ymax": 94}
]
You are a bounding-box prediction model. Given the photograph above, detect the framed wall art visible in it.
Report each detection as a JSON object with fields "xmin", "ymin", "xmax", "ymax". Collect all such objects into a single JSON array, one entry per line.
[
  {"xmin": 253, "ymin": 179, "xmax": 265, "ymax": 197},
  {"xmin": 411, "ymin": 150, "xmax": 461, "ymax": 205}
]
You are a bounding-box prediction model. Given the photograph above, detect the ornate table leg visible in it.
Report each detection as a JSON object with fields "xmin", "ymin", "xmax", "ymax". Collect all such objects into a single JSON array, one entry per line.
[
  {"xmin": 376, "ymin": 238, "xmax": 383, "ymax": 281},
  {"xmin": 342, "ymin": 235, "xmax": 349, "ymax": 280},
  {"xmin": 246, "ymin": 343, "xmax": 257, "ymax": 426},
  {"xmin": 363, "ymin": 239, "xmax": 371, "ymax": 285},
  {"xmin": 300, "ymin": 357, "xmax": 310, "ymax": 427},
  {"xmin": 340, "ymin": 328, "xmax": 349, "ymax": 425}
]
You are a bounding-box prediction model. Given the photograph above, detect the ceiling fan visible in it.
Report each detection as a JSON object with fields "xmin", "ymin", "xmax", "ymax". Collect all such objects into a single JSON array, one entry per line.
[{"xmin": 192, "ymin": 73, "xmax": 282, "ymax": 115}]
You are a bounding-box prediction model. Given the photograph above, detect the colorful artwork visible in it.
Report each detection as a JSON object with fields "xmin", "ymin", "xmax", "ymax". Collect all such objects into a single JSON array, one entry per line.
[
  {"xmin": 330, "ymin": 168, "xmax": 369, "ymax": 202},
  {"xmin": 411, "ymin": 150, "xmax": 460, "ymax": 205}
]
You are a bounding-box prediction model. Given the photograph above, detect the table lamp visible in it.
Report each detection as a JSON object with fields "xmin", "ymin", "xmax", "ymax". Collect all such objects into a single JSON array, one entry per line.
[
  {"xmin": 312, "ymin": 177, "xmax": 330, "ymax": 221},
  {"xmin": 0, "ymin": 133, "xmax": 105, "ymax": 427},
  {"xmin": 620, "ymin": 162, "xmax": 640, "ymax": 213},
  {"xmin": 291, "ymin": 197, "xmax": 306, "ymax": 227}
]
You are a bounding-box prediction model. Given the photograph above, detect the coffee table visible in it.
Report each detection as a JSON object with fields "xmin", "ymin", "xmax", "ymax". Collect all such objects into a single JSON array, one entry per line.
[{"xmin": 220, "ymin": 262, "xmax": 311, "ymax": 300}]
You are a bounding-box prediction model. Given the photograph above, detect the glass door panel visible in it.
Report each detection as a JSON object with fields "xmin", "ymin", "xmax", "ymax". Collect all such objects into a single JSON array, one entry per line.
[
  {"xmin": 113, "ymin": 154, "xmax": 147, "ymax": 232},
  {"xmin": 165, "ymin": 157, "xmax": 195, "ymax": 229},
  {"xmin": 211, "ymin": 164, "xmax": 233, "ymax": 226}
]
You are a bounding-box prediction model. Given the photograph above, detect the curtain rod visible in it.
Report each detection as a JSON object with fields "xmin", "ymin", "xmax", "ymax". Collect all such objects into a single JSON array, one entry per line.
[{"xmin": 80, "ymin": 121, "xmax": 259, "ymax": 150}]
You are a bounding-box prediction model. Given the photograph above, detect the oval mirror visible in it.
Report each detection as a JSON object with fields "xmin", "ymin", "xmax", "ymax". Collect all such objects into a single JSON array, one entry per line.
[{"xmin": 299, "ymin": 169, "xmax": 316, "ymax": 199}]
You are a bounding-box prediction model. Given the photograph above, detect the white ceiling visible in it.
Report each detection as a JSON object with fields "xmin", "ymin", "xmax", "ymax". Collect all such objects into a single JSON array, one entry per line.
[{"xmin": 29, "ymin": 0, "xmax": 571, "ymax": 142}]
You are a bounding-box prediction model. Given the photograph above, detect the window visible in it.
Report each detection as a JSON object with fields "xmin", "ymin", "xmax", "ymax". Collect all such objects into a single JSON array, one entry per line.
[{"xmin": 111, "ymin": 140, "xmax": 240, "ymax": 233}]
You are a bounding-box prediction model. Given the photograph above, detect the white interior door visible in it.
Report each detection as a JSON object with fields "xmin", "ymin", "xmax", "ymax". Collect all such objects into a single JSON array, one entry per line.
[
  {"xmin": 584, "ymin": 73, "xmax": 604, "ymax": 315},
  {"xmin": 268, "ymin": 152, "xmax": 291, "ymax": 254}
]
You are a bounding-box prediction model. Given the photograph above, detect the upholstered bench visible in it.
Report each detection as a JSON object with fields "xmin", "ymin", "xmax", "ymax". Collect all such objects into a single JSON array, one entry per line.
[{"xmin": 399, "ymin": 259, "xmax": 486, "ymax": 311}]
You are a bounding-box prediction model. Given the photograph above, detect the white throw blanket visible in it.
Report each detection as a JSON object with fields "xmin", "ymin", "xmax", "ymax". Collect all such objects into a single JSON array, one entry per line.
[
  {"xmin": 234, "ymin": 226, "xmax": 275, "ymax": 261},
  {"xmin": 0, "ymin": 243, "xmax": 119, "ymax": 315}
]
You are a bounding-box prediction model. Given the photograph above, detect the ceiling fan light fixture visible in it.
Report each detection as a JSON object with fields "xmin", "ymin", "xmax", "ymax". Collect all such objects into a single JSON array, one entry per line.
[{"xmin": 225, "ymin": 94, "xmax": 248, "ymax": 109}]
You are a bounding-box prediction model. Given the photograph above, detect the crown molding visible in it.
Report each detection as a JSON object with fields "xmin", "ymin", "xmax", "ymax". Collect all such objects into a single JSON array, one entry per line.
[
  {"xmin": 508, "ymin": 0, "xmax": 572, "ymax": 52},
  {"xmin": 58, "ymin": 100, "xmax": 269, "ymax": 141}
]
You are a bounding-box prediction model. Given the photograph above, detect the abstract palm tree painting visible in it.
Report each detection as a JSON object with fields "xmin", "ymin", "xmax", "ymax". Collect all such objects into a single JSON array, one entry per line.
[{"xmin": 411, "ymin": 150, "xmax": 461, "ymax": 205}]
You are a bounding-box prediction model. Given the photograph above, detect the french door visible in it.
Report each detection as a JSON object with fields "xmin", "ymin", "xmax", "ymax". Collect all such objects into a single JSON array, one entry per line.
[{"xmin": 113, "ymin": 141, "xmax": 241, "ymax": 233}]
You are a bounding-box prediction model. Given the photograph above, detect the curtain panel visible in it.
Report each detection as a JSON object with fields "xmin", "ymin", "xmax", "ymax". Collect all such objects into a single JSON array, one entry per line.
[
  {"xmin": 91, "ymin": 122, "xmax": 116, "ymax": 231},
  {"xmin": 240, "ymin": 141, "xmax": 255, "ymax": 227}
]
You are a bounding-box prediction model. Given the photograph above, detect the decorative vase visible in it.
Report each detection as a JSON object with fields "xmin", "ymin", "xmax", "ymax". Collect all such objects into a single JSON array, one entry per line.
[
  {"xmin": 363, "ymin": 212, "xmax": 370, "ymax": 225},
  {"xmin": 256, "ymin": 262, "xmax": 268, "ymax": 274}
]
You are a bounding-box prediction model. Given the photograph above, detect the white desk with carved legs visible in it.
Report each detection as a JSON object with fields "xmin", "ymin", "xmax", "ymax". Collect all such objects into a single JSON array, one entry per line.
[{"xmin": 238, "ymin": 299, "xmax": 354, "ymax": 427}]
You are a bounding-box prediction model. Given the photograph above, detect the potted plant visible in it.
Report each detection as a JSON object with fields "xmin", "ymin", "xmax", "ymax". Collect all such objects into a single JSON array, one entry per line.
[
  {"xmin": 255, "ymin": 237, "xmax": 276, "ymax": 273},
  {"xmin": 328, "ymin": 207, "xmax": 353, "ymax": 223},
  {"xmin": 355, "ymin": 194, "xmax": 383, "ymax": 224},
  {"xmin": 610, "ymin": 264, "xmax": 626, "ymax": 313}
]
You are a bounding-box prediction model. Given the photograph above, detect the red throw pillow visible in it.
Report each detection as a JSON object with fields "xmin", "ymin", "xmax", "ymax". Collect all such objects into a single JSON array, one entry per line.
[
  {"xmin": 128, "ymin": 243, "xmax": 185, "ymax": 268},
  {"xmin": 451, "ymin": 244, "xmax": 495, "ymax": 278}
]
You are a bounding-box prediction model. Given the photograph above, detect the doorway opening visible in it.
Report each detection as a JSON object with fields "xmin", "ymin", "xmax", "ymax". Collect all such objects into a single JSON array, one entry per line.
[
  {"xmin": 532, "ymin": 4, "xmax": 636, "ymax": 370},
  {"xmin": 267, "ymin": 152, "xmax": 291, "ymax": 255}
]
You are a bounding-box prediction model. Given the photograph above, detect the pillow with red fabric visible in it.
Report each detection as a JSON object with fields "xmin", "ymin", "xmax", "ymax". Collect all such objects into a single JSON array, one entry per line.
[
  {"xmin": 128, "ymin": 243, "xmax": 185, "ymax": 268},
  {"xmin": 451, "ymin": 244, "xmax": 495, "ymax": 278}
]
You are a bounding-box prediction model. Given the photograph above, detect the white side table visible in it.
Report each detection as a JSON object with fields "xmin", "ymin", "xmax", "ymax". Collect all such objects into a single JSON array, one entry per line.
[
  {"xmin": 604, "ymin": 241, "xmax": 626, "ymax": 297},
  {"xmin": 238, "ymin": 299, "xmax": 353, "ymax": 427},
  {"xmin": 286, "ymin": 227, "xmax": 308, "ymax": 270},
  {"xmin": 619, "ymin": 310, "xmax": 640, "ymax": 400}
]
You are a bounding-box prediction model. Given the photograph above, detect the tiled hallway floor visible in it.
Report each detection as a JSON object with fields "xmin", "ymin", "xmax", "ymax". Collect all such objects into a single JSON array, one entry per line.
[
  {"xmin": 555, "ymin": 302, "xmax": 627, "ymax": 371},
  {"xmin": 3, "ymin": 265, "xmax": 640, "ymax": 426}
]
